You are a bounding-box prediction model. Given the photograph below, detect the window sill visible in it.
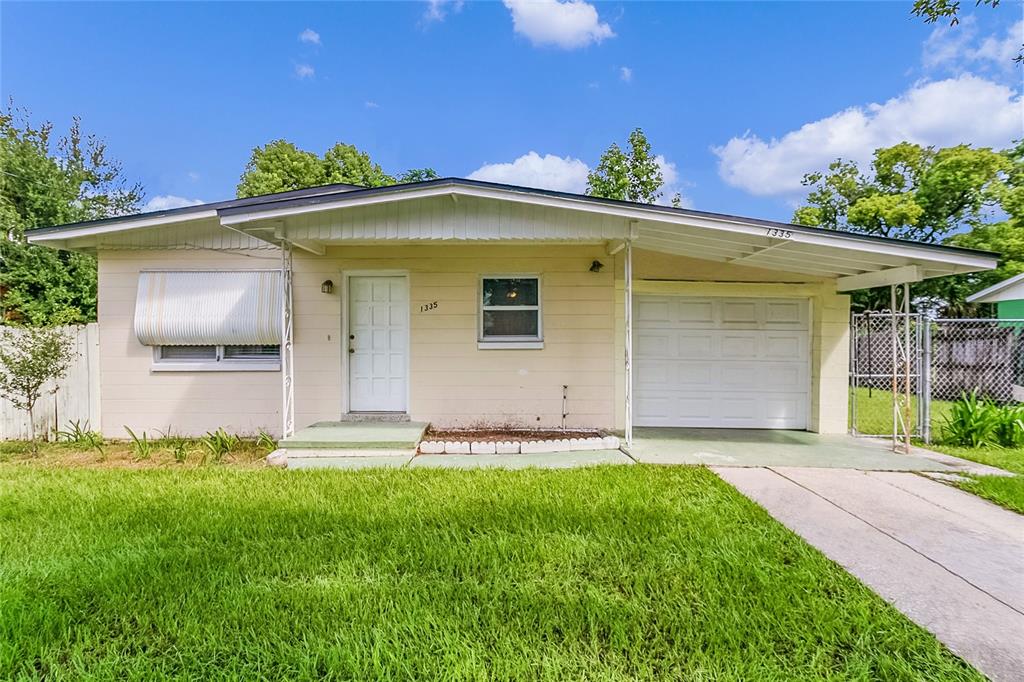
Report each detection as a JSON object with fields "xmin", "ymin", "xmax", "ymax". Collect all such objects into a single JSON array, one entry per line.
[
  {"xmin": 477, "ymin": 340, "xmax": 544, "ymax": 350},
  {"xmin": 151, "ymin": 362, "xmax": 281, "ymax": 372}
]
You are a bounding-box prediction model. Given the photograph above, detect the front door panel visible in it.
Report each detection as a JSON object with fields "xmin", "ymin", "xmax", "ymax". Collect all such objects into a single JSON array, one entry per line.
[{"xmin": 348, "ymin": 276, "xmax": 408, "ymax": 412}]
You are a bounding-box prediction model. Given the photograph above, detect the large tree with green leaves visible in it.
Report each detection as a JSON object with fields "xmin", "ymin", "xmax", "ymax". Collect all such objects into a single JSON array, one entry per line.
[
  {"xmin": 586, "ymin": 128, "xmax": 681, "ymax": 206},
  {"xmin": 0, "ymin": 105, "xmax": 143, "ymax": 324},
  {"xmin": 236, "ymin": 140, "xmax": 437, "ymax": 198},
  {"xmin": 793, "ymin": 141, "xmax": 1021, "ymax": 314}
]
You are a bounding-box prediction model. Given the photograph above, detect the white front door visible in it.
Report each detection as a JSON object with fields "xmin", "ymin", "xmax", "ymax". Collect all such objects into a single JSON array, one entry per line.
[
  {"xmin": 634, "ymin": 296, "xmax": 810, "ymax": 429},
  {"xmin": 348, "ymin": 276, "xmax": 408, "ymax": 412}
]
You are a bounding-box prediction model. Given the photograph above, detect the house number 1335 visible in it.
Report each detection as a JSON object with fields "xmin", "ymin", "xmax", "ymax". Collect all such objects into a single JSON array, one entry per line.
[{"xmin": 420, "ymin": 301, "xmax": 438, "ymax": 312}]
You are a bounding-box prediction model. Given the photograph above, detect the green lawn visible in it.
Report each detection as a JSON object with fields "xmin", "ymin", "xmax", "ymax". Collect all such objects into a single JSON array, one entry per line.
[
  {"xmin": 922, "ymin": 443, "xmax": 1024, "ymax": 515},
  {"xmin": 954, "ymin": 475, "xmax": 1024, "ymax": 515},
  {"xmin": 850, "ymin": 387, "xmax": 954, "ymax": 437},
  {"xmin": 0, "ymin": 464, "xmax": 980, "ymax": 680}
]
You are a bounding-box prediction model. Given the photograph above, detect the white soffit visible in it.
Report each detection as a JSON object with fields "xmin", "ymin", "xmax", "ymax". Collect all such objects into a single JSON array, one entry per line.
[{"xmin": 134, "ymin": 271, "xmax": 281, "ymax": 346}]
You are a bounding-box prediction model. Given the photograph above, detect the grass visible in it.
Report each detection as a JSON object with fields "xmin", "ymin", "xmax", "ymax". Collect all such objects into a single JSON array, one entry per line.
[
  {"xmin": 954, "ymin": 474, "xmax": 1024, "ymax": 515},
  {"xmin": 850, "ymin": 387, "xmax": 954, "ymax": 436},
  {"xmin": 0, "ymin": 463, "xmax": 980, "ymax": 680},
  {"xmin": 0, "ymin": 437, "xmax": 270, "ymax": 469},
  {"xmin": 917, "ymin": 442, "xmax": 1024, "ymax": 515}
]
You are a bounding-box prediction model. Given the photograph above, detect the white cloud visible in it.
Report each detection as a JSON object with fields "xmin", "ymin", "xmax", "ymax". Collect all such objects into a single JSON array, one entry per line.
[
  {"xmin": 468, "ymin": 150, "xmax": 693, "ymax": 205},
  {"xmin": 186, "ymin": 171, "xmax": 200, "ymax": 182},
  {"xmin": 423, "ymin": 0, "xmax": 463, "ymax": 23},
  {"xmin": 924, "ymin": 16, "xmax": 1022, "ymax": 71},
  {"xmin": 619, "ymin": 66, "xmax": 632, "ymax": 82},
  {"xmin": 468, "ymin": 152, "xmax": 590, "ymax": 193},
  {"xmin": 144, "ymin": 195, "xmax": 204, "ymax": 212},
  {"xmin": 713, "ymin": 75, "xmax": 1023, "ymax": 197},
  {"xmin": 294, "ymin": 63, "xmax": 315, "ymax": 79},
  {"xmin": 503, "ymin": 0, "xmax": 614, "ymax": 49},
  {"xmin": 298, "ymin": 28, "xmax": 321, "ymax": 45},
  {"xmin": 364, "ymin": 100, "xmax": 379, "ymax": 109}
]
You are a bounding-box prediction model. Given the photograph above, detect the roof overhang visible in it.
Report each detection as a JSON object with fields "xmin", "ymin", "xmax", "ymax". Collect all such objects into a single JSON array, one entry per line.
[
  {"xmin": 966, "ymin": 273, "xmax": 1024, "ymax": 303},
  {"xmin": 26, "ymin": 178, "xmax": 999, "ymax": 287}
]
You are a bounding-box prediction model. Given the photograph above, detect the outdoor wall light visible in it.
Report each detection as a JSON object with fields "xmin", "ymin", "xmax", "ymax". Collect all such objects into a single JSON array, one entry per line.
[
  {"xmin": 589, "ymin": 260, "xmax": 605, "ymax": 273},
  {"xmin": 321, "ymin": 280, "xmax": 334, "ymax": 294}
]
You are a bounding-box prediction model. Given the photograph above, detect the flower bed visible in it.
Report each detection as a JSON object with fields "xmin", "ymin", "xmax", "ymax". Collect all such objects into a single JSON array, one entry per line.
[{"xmin": 419, "ymin": 428, "xmax": 620, "ymax": 455}]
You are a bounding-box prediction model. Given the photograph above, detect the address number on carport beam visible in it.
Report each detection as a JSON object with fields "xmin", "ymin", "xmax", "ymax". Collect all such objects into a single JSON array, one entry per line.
[{"xmin": 765, "ymin": 228, "xmax": 793, "ymax": 239}]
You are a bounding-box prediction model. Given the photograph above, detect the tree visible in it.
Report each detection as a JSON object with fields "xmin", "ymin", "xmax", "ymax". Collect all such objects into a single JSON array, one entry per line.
[
  {"xmin": 912, "ymin": 0, "xmax": 1022, "ymax": 64},
  {"xmin": 586, "ymin": 128, "xmax": 678, "ymax": 205},
  {"xmin": 0, "ymin": 323, "xmax": 78, "ymax": 445},
  {"xmin": 0, "ymin": 104, "xmax": 142, "ymax": 324},
  {"xmin": 397, "ymin": 168, "xmax": 440, "ymax": 183},
  {"xmin": 793, "ymin": 141, "xmax": 1020, "ymax": 314},
  {"xmin": 236, "ymin": 140, "xmax": 435, "ymax": 198}
]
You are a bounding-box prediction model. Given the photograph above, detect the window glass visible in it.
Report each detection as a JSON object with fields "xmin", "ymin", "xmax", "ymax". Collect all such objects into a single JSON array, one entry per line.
[
  {"xmin": 159, "ymin": 345, "xmax": 217, "ymax": 361},
  {"xmin": 482, "ymin": 278, "xmax": 538, "ymax": 307},
  {"xmin": 483, "ymin": 310, "xmax": 539, "ymax": 337},
  {"xmin": 223, "ymin": 345, "xmax": 281, "ymax": 360}
]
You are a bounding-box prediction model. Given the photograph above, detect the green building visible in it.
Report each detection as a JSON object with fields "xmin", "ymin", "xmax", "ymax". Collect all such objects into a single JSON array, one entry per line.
[{"xmin": 967, "ymin": 273, "xmax": 1024, "ymax": 319}]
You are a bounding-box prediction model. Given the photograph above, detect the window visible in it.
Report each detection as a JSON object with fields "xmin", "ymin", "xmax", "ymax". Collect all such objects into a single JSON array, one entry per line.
[
  {"xmin": 154, "ymin": 345, "xmax": 280, "ymax": 371},
  {"xmin": 480, "ymin": 276, "xmax": 542, "ymax": 348}
]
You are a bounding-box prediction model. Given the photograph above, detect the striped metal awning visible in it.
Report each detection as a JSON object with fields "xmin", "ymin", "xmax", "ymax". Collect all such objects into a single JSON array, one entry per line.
[{"xmin": 134, "ymin": 270, "xmax": 281, "ymax": 346}]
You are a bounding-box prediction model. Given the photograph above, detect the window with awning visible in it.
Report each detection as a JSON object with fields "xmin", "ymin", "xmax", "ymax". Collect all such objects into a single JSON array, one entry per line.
[{"xmin": 134, "ymin": 270, "xmax": 282, "ymax": 347}]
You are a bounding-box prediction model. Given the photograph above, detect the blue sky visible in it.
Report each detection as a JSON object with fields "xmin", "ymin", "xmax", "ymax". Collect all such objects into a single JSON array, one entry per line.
[{"xmin": 2, "ymin": 1, "xmax": 1021, "ymax": 222}]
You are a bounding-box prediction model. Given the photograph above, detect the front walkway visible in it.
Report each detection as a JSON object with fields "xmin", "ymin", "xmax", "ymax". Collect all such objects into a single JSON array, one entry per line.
[{"xmin": 716, "ymin": 466, "xmax": 1024, "ymax": 682}]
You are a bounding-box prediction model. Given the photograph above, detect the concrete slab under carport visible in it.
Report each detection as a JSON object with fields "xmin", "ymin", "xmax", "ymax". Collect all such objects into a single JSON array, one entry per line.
[{"xmin": 629, "ymin": 427, "xmax": 961, "ymax": 471}]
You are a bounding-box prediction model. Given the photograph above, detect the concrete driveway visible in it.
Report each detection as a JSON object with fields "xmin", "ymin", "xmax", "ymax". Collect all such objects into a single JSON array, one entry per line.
[{"xmin": 717, "ymin": 466, "xmax": 1024, "ymax": 682}]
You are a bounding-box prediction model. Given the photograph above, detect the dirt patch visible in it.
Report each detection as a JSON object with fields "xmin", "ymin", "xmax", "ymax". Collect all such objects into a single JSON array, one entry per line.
[{"xmin": 424, "ymin": 428, "xmax": 603, "ymax": 443}]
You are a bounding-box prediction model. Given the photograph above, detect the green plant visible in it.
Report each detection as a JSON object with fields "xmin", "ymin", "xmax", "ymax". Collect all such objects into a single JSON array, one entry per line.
[
  {"xmin": 57, "ymin": 419, "xmax": 104, "ymax": 459},
  {"xmin": 200, "ymin": 428, "xmax": 239, "ymax": 463},
  {"xmin": 993, "ymin": 404, "xmax": 1024, "ymax": 448},
  {"xmin": 941, "ymin": 391, "xmax": 1001, "ymax": 448},
  {"xmin": 170, "ymin": 440, "xmax": 190, "ymax": 464},
  {"xmin": 124, "ymin": 426, "xmax": 153, "ymax": 460},
  {"xmin": 256, "ymin": 429, "xmax": 277, "ymax": 453}
]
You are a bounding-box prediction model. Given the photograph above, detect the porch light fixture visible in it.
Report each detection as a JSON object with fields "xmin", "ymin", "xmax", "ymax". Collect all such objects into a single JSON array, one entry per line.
[
  {"xmin": 321, "ymin": 279, "xmax": 334, "ymax": 294},
  {"xmin": 589, "ymin": 260, "xmax": 604, "ymax": 273}
]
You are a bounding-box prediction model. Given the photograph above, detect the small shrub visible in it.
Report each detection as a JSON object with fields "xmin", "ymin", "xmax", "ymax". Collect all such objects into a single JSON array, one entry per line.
[
  {"xmin": 993, "ymin": 404, "xmax": 1024, "ymax": 448},
  {"xmin": 171, "ymin": 440, "xmax": 190, "ymax": 464},
  {"xmin": 57, "ymin": 420, "xmax": 103, "ymax": 448},
  {"xmin": 256, "ymin": 430, "xmax": 277, "ymax": 453},
  {"xmin": 124, "ymin": 426, "xmax": 153, "ymax": 460},
  {"xmin": 941, "ymin": 392, "xmax": 1024, "ymax": 448},
  {"xmin": 942, "ymin": 391, "xmax": 1001, "ymax": 448},
  {"xmin": 200, "ymin": 428, "xmax": 240, "ymax": 463}
]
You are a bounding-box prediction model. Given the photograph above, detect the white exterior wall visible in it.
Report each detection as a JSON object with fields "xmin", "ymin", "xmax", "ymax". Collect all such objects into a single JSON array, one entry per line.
[{"xmin": 97, "ymin": 250, "xmax": 282, "ymax": 438}]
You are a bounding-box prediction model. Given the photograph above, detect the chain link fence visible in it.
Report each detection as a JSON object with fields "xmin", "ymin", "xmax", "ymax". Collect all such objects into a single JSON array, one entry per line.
[{"xmin": 850, "ymin": 314, "xmax": 1024, "ymax": 442}]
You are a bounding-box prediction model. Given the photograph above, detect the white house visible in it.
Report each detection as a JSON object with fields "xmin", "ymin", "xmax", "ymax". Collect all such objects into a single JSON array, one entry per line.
[{"xmin": 27, "ymin": 178, "xmax": 997, "ymax": 443}]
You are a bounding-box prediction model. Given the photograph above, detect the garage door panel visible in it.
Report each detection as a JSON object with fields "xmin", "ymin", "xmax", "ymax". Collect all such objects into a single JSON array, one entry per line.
[
  {"xmin": 636, "ymin": 299, "xmax": 673, "ymax": 324},
  {"xmin": 720, "ymin": 300, "xmax": 759, "ymax": 325},
  {"xmin": 634, "ymin": 295, "xmax": 809, "ymax": 429},
  {"xmin": 720, "ymin": 333, "xmax": 760, "ymax": 359},
  {"xmin": 678, "ymin": 333, "xmax": 715, "ymax": 358}
]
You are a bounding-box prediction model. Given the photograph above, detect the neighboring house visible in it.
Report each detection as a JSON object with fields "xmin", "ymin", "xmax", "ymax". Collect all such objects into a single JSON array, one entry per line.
[
  {"xmin": 967, "ymin": 273, "xmax": 1024, "ymax": 319},
  {"xmin": 26, "ymin": 178, "xmax": 997, "ymax": 441}
]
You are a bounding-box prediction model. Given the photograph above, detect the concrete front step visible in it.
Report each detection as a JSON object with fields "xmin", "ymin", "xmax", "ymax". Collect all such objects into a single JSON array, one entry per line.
[
  {"xmin": 287, "ymin": 454, "xmax": 413, "ymax": 469},
  {"xmin": 337, "ymin": 412, "xmax": 411, "ymax": 423},
  {"xmin": 279, "ymin": 421, "xmax": 428, "ymax": 449}
]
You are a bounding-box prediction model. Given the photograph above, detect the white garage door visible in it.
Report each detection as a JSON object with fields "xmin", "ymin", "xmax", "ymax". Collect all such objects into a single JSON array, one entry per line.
[{"xmin": 634, "ymin": 296, "xmax": 809, "ymax": 429}]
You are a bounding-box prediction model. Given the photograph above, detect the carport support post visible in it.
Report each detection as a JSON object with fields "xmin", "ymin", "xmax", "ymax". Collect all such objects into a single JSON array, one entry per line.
[
  {"xmin": 281, "ymin": 242, "xmax": 295, "ymax": 439},
  {"xmin": 890, "ymin": 283, "xmax": 912, "ymax": 454},
  {"xmin": 625, "ymin": 238, "xmax": 634, "ymax": 450}
]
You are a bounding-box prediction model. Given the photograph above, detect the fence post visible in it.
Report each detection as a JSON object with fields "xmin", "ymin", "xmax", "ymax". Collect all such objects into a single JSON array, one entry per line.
[{"xmin": 921, "ymin": 320, "xmax": 932, "ymax": 444}]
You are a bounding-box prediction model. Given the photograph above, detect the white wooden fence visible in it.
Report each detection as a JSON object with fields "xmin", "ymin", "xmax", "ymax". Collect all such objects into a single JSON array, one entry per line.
[{"xmin": 0, "ymin": 324, "xmax": 101, "ymax": 440}]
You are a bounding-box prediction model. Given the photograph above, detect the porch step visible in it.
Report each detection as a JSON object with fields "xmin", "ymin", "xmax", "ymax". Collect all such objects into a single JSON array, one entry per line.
[
  {"xmin": 337, "ymin": 412, "xmax": 411, "ymax": 423},
  {"xmin": 278, "ymin": 421, "xmax": 428, "ymax": 450}
]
